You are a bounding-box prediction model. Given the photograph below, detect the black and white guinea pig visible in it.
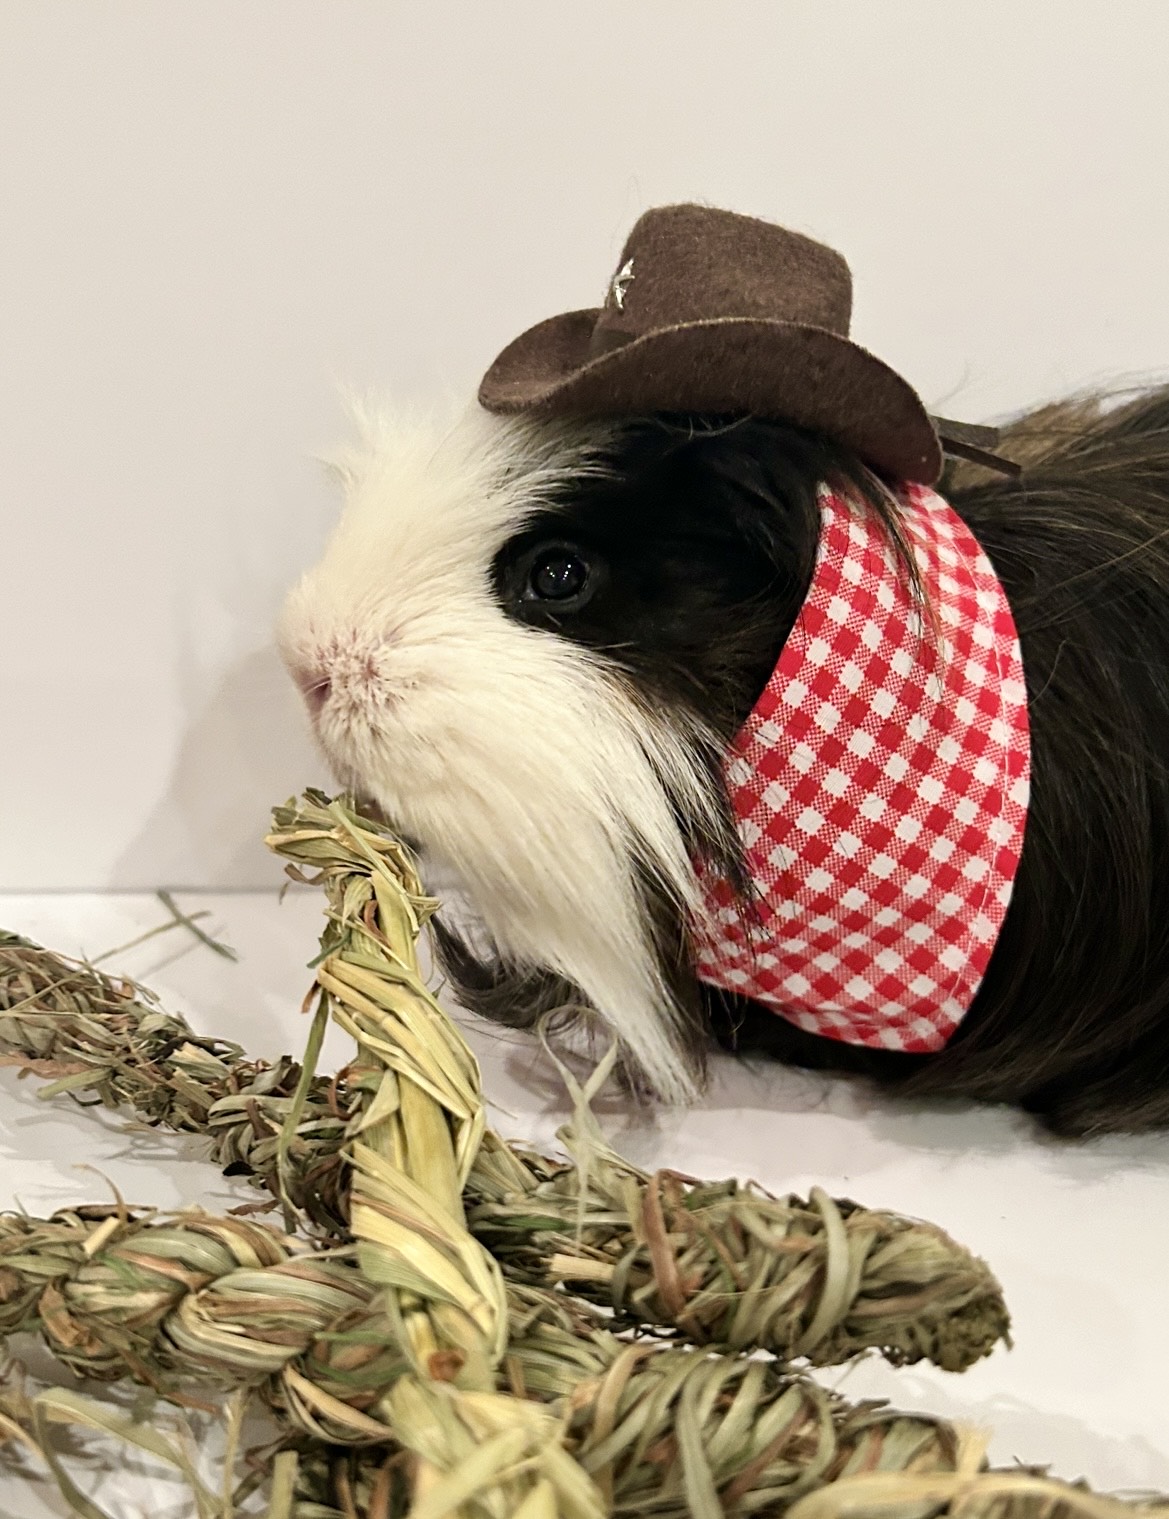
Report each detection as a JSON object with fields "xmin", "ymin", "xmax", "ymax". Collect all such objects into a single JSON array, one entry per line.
[{"xmin": 279, "ymin": 390, "xmax": 1169, "ymax": 1137}]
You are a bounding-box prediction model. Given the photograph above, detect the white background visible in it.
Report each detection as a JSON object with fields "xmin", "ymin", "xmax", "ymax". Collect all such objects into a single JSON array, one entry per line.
[
  {"xmin": 3, "ymin": 5, "xmax": 1169, "ymax": 1515},
  {"xmin": 3, "ymin": 0, "xmax": 1169, "ymax": 888}
]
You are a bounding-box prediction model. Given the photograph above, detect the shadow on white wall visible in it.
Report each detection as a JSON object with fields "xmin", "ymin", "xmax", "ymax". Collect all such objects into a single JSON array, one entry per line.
[{"xmin": 110, "ymin": 646, "xmax": 327, "ymax": 889}]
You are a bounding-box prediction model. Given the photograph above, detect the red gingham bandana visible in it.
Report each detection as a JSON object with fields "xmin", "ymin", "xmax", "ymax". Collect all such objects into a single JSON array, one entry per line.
[{"xmin": 693, "ymin": 480, "xmax": 1030, "ymax": 1053}]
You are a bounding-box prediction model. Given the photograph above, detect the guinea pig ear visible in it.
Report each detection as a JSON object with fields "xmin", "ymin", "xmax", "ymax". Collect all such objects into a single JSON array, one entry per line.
[
  {"xmin": 695, "ymin": 421, "xmax": 839, "ymax": 563},
  {"xmin": 689, "ymin": 416, "xmax": 915, "ymax": 611}
]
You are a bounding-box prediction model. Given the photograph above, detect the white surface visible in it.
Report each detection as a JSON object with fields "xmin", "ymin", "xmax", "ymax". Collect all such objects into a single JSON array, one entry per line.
[
  {"xmin": 0, "ymin": 890, "xmax": 1166, "ymax": 1514},
  {"xmin": 4, "ymin": 2, "xmax": 1169, "ymax": 887}
]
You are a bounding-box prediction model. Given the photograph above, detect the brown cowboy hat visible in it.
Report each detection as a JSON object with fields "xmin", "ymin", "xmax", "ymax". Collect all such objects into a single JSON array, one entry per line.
[{"xmin": 478, "ymin": 203, "xmax": 945, "ymax": 484}]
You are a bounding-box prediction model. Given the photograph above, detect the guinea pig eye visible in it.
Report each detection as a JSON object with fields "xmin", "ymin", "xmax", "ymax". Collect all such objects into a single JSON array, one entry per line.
[{"xmin": 522, "ymin": 544, "xmax": 595, "ymax": 609}]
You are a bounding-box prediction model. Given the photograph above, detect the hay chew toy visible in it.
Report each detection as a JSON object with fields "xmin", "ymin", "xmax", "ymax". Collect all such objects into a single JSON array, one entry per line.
[
  {"xmin": 0, "ymin": 791, "xmax": 1157, "ymax": 1518},
  {"xmin": 0, "ymin": 1202, "xmax": 1155, "ymax": 1519},
  {"xmin": 0, "ymin": 1205, "xmax": 987, "ymax": 1513},
  {"xmin": 0, "ymin": 792, "xmax": 1008, "ymax": 1375}
]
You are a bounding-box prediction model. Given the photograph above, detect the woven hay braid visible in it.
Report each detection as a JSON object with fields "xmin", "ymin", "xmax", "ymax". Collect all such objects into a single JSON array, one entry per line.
[
  {"xmin": 0, "ymin": 792, "xmax": 1161, "ymax": 1518},
  {"xmin": 0, "ymin": 1202, "xmax": 969, "ymax": 1515},
  {"xmin": 0, "ymin": 794, "xmax": 1008, "ymax": 1376}
]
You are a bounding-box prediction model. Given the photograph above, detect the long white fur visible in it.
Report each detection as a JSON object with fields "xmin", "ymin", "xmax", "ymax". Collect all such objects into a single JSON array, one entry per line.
[{"xmin": 278, "ymin": 401, "xmax": 724, "ymax": 1102}]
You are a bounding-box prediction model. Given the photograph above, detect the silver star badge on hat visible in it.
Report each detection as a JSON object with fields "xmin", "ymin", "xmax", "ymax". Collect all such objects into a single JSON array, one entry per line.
[{"xmin": 608, "ymin": 258, "xmax": 635, "ymax": 310}]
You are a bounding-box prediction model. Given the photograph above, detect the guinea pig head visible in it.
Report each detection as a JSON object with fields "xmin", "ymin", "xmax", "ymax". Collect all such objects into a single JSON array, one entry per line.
[{"xmin": 278, "ymin": 403, "xmax": 843, "ymax": 1100}]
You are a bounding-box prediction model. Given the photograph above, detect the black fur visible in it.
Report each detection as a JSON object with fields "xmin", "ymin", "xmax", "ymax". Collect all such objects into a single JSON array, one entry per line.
[{"xmin": 439, "ymin": 392, "xmax": 1169, "ymax": 1136}]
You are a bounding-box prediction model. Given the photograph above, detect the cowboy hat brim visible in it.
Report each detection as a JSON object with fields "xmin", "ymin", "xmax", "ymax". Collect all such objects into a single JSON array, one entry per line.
[{"xmin": 478, "ymin": 310, "xmax": 943, "ymax": 484}]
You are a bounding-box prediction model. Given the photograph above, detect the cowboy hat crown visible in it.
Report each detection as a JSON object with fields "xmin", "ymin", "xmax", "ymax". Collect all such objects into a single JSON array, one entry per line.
[{"xmin": 478, "ymin": 203, "xmax": 943, "ymax": 483}]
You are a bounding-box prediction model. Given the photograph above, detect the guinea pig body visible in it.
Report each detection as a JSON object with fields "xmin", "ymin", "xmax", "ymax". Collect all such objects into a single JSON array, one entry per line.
[{"xmin": 279, "ymin": 389, "xmax": 1169, "ymax": 1135}]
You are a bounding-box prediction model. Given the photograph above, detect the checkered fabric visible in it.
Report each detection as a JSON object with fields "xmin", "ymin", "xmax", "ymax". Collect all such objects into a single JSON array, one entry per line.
[{"xmin": 693, "ymin": 479, "xmax": 1030, "ymax": 1052}]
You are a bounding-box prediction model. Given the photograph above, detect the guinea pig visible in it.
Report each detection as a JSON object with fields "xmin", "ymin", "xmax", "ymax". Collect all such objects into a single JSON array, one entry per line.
[{"xmin": 278, "ymin": 205, "xmax": 1169, "ymax": 1137}]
